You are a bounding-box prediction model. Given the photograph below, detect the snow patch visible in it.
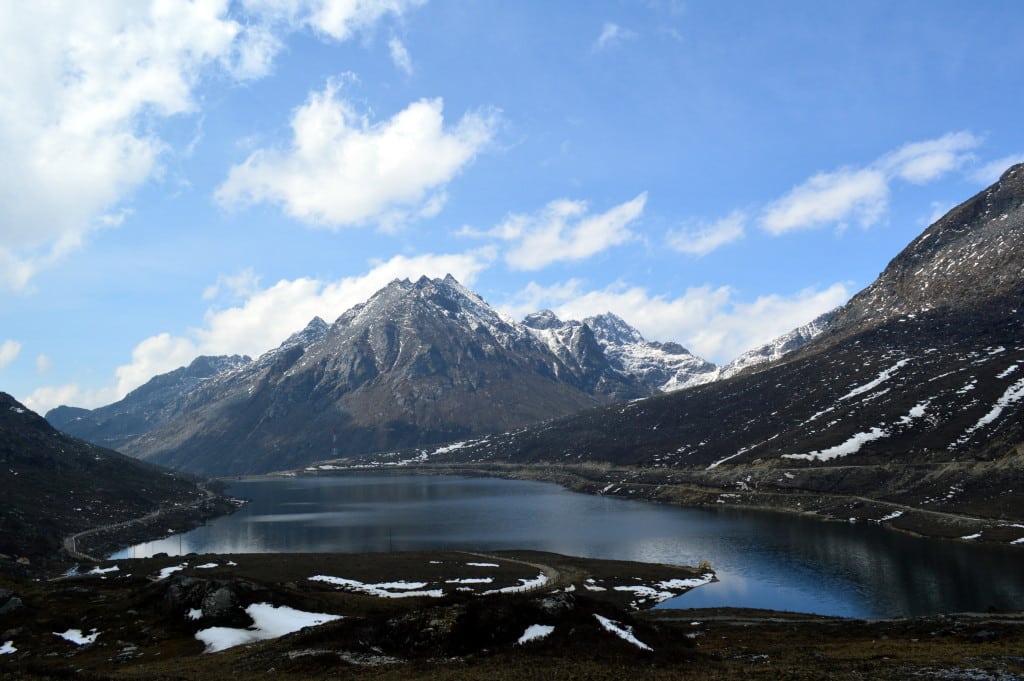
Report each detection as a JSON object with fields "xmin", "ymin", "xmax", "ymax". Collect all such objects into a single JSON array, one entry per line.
[
  {"xmin": 54, "ymin": 628, "xmax": 100, "ymax": 645},
  {"xmin": 309, "ymin": 575, "xmax": 443, "ymax": 599},
  {"xmin": 483, "ymin": 572, "xmax": 549, "ymax": 595},
  {"xmin": 839, "ymin": 359, "xmax": 911, "ymax": 401},
  {"xmin": 782, "ymin": 427, "xmax": 888, "ymax": 462},
  {"xmin": 962, "ymin": 376, "xmax": 1024, "ymax": 437},
  {"xmin": 196, "ymin": 603, "xmax": 342, "ymax": 653},
  {"xmin": 594, "ymin": 614, "xmax": 652, "ymax": 651},
  {"xmin": 517, "ymin": 624, "xmax": 555, "ymax": 644}
]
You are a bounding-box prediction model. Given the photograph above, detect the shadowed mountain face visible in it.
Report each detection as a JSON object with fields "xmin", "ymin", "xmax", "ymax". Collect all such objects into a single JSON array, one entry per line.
[
  {"xmin": 0, "ymin": 393, "xmax": 211, "ymax": 561},
  {"xmin": 362, "ymin": 165, "xmax": 1024, "ymax": 519}
]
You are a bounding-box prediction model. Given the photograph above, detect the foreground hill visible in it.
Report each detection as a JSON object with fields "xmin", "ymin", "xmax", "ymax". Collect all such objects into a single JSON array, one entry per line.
[
  {"xmin": 332, "ymin": 165, "xmax": 1024, "ymax": 540},
  {"xmin": 0, "ymin": 393, "xmax": 225, "ymax": 564}
]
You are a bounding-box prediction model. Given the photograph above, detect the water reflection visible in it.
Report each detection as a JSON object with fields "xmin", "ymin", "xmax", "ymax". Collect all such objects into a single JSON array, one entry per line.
[{"xmin": 112, "ymin": 475, "xmax": 1024, "ymax": 618}]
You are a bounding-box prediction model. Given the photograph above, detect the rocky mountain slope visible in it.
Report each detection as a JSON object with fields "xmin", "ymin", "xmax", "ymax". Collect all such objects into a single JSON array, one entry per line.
[
  {"xmin": 47, "ymin": 355, "xmax": 251, "ymax": 450},
  {"xmin": 103, "ymin": 277, "xmax": 651, "ymax": 476},
  {"xmin": 54, "ymin": 272, "xmax": 795, "ymax": 477},
  {"xmin": 0, "ymin": 393, "xmax": 219, "ymax": 563},
  {"xmin": 345, "ymin": 164, "xmax": 1024, "ymax": 538}
]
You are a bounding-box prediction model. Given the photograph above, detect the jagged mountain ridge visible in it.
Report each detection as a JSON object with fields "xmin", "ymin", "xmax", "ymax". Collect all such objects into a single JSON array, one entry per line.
[
  {"xmin": 115, "ymin": 276, "xmax": 652, "ymax": 476},
  {"xmin": 348, "ymin": 165, "xmax": 1024, "ymax": 526},
  {"xmin": 49, "ymin": 282, "xmax": 835, "ymax": 477},
  {"xmin": 523, "ymin": 311, "xmax": 720, "ymax": 392}
]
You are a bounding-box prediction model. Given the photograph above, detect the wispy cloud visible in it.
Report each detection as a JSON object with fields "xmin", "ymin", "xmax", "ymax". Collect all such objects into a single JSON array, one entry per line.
[
  {"xmin": 216, "ymin": 79, "xmax": 498, "ymax": 229},
  {"xmin": 667, "ymin": 211, "xmax": 746, "ymax": 256},
  {"xmin": 0, "ymin": 340, "xmax": 22, "ymax": 369},
  {"xmin": 463, "ymin": 194, "xmax": 647, "ymax": 270},
  {"xmin": 761, "ymin": 131, "xmax": 982, "ymax": 235},
  {"xmin": 593, "ymin": 22, "xmax": 637, "ymax": 51},
  {"xmin": 389, "ymin": 37, "xmax": 413, "ymax": 75},
  {"xmin": 969, "ymin": 154, "xmax": 1024, "ymax": 185}
]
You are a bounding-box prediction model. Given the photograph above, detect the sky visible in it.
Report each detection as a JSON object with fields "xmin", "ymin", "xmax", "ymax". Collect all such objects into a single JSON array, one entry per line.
[{"xmin": 2, "ymin": 0, "xmax": 1023, "ymax": 414}]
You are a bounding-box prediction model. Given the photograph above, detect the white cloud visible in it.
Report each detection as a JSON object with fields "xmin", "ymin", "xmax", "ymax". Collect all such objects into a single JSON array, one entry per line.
[
  {"xmin": 241, "ymin": 0, "xmax": 426, "ymax": 42},
  {"xmin": 25, "ymin": 249, "xmax": 496, "ymax": 414},
  {"xmin": 969, "ymin": 154, "xmax": 1024, "ymax": 185},
  {"xmin": 0, "ymin": 2, "xmax": 243, "ymax": 290},
  {"xmin": 0, "ymin": 340, "xmax": 22, "ymax": 369},
  {"xmin": 467, "ymin": 194, "xmax": 646, "ymax": 270},
  {"xmin": 203, "ymin": 267, "xmax": 263, "ymax": 301},
  {"xmin": 23, "ymin": 383, "xmax": 121, "ymax": 415},
  {"xmin": 594, "ymin": 22, "xmax": 637, "ymax": 51},
  {"xmin": 761, "ymin": 131, "xmax": 982, "ymax": 235},
  {"xmin": 501, "ymin": 279, "xmax": 850, "ymax": 364},
  {"xmin": 216, "ymin": 81, "xmax": 498, "ymax": 228},
  {"xmin": 880, "ymin": 131, "xmax": 981, "ymax": 184},
  {"xmin": 0, "ymin": 2, "xmax": 427, "ymax": 291},
  {"xmin": 36, "ymin": 354, "xmax": 52, "ymax": 374},
  {"xmin": 667, "ymin": 211, "xmax": 746, "ymax": 256},
  {"xmin": 761, "ymin": 167, "xmax": 889, "ymax": 235},
  {"xmin": 389, "ymin": 37, "xmax": 413, "ymax": 75}
]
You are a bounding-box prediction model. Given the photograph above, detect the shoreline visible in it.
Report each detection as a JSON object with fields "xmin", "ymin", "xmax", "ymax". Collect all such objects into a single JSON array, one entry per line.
[{"xmin": 287, "ymin": 461, "xmax": 1024, "ymax": 548}]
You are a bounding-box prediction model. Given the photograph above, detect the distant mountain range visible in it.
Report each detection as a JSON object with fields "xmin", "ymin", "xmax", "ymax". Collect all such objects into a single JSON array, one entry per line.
[
  {"xmin": 351, "ymin": 164, "xmax": 1024, "ymax": 533},
  {"xmin": 48, "ymin": 274, "xmax": 828, "ymax": 476}
]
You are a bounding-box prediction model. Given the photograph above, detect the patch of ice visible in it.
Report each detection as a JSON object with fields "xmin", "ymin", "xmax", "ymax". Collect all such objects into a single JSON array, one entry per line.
[
  {"xmin": 517, "ymin": 624, "xmax": 555, "ymax": 645},
  {"xmin": 782, "ymin": 427, "xmax": 888, "ymax": 462},
  {"xmin": 0, "ymin": 640, "xmax": 16, "ymax": 655},
  {"xmin": 54, "ymin": 628, "xmax": 100, "ymax": 645},
  {"xmin": 196, "ymin": 603, "xmax": 342, "ymax": 653},
  {"xmin": 593, "ymin": 614, "xmax": 652, "ymax": 651},
  {"xmin": 309, "ymin": 575, "xmax": 443, "ymax": 599}
]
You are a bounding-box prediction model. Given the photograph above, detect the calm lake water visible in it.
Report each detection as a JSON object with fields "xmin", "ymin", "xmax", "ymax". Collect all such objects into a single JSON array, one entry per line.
[{"xmin": 112, "ymin": 475, "xmax": 1024, "ymax": 618}]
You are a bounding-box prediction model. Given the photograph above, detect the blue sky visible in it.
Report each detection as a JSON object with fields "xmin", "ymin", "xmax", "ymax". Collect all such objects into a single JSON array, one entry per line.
[{"xmin": 2, "ymin": 0, "xmax": 1023, "ymax": 413}]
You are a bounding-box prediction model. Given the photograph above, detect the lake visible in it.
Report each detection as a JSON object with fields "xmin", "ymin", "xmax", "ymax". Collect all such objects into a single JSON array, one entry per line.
[{"xmin": 112, "ymin": 475, "xmax": 1024, "ymax": 618}]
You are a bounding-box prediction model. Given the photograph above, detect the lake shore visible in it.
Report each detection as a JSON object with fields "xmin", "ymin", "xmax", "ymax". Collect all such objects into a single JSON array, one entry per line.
[
  {"xmin": 3, "ymin": 550, "xmax": 1023, "ymax": 680},
  {"xmin": 299, "ymin": 460, "xmax": 1024, "ymax": 547}
]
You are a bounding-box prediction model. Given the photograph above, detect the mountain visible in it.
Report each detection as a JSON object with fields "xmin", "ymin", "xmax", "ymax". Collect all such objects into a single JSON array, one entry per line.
[
  {"xmin": 47, "ymin": 354, "xmax": 251, "ymax": 450},
  {"xmin": 0, "ymin": 392, "xmax": 217, "ymax": 563},
  {"xmin": 113, "ymin": 275, "xmax": 643, "ymax": 476},
  {"xmin": 716, "ymin": 308, "xmax": 837, "ymax": 380},
  {"xmin": 523, "ymin": 311, "xmax": 719, "ymax": 393},
  {"xmin": 356, "ymin": 165, "xmax": 1024, "ymax": 532}
]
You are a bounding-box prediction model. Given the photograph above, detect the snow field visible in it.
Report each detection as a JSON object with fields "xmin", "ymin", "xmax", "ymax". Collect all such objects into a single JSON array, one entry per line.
[{"xmin": 195, "ymin": 603, "xmax": 342, "ymax": 653}]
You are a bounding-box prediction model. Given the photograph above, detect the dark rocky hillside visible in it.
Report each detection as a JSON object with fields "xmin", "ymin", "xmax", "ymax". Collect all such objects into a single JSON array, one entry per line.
[
  {"xmin": 0, "ymin": 393, "xmax": 220, "ymax": 564},
  {"xmin": 337, "ymin": 165, "xmax": 1024, "ymax": 538}
]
